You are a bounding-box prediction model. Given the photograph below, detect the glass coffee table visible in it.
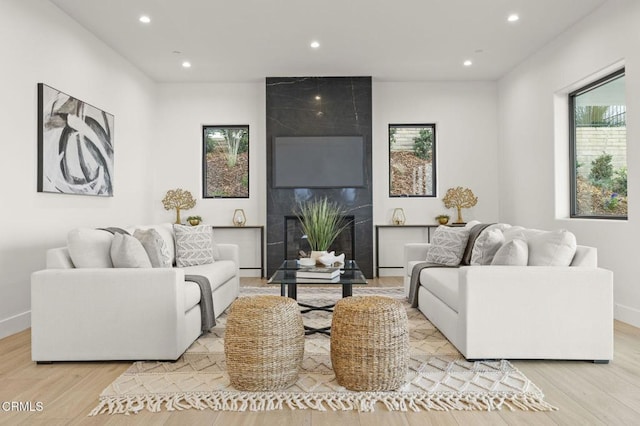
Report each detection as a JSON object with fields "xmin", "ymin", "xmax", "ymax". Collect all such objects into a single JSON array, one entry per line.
[{"xmin": 268, "ymin": 259, "xmax": 367, "ymax": 335}]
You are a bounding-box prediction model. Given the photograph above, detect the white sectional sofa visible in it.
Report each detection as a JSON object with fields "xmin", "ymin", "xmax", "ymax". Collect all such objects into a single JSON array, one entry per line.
[
  {"xmin": 404, "ymin": 223, "xmax": 614, "ymax": 362},
  {"xmin": 31, "ymin": 223, "xmax": 239, "ymax": 362}
]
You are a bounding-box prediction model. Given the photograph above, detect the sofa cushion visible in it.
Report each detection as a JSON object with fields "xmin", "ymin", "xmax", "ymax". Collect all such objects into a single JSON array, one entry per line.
[
  {"xmin": 420, "ymin": 268, "xmax": 460, "ymax": 313},
  {"xmin": 491, "ymin": 239, "xmax": 528, "ymax": 266},
  {"xmin": 133, "ymin": 229, "xmax": 172, "ymax": 268},
  {"xmin": 470, "ymin": 227, "xmax": 505, "ymax": 265},
  {"xmin": 110, "ymin": 233, "xmax": 152, "ymax": 268},
  {"xmin": 67, "ymin": 228, "xmax": 114, "ymax": 268},
  {"xmin": 425, "ymin": 226, "xmax": 470, "ymax": 266},
  {"xmin": 181, "ymin": 260, "xmax": 237, "ymax": 292},
  {"xmin": 527, "ymin": 229, "xmax": 577, "ymax": 266},
  {"xmin": 174, "ymin": 224, "xmax": 217, "ymax": 267},
  {"xmin": 183, "ymin": 280, "xmax": 201, "ymax": 312}
]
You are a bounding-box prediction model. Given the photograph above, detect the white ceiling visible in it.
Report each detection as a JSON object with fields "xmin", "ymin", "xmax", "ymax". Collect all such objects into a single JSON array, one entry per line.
[{"xmin": 50, "ymin": 0, "xmax": 606, "ymax": 83}]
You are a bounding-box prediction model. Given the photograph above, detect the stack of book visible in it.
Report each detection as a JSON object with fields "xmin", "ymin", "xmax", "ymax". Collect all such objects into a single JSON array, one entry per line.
[{"xmin": 296, "ymin": 266, "xmax": 341, "ymax": 282}]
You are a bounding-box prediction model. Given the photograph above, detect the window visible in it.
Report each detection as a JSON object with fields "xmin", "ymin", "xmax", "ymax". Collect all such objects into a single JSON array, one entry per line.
[
  {"xmin": 570, "ymin": 69, "xmax": 626, "ymax": 218},
  {"xmin": 202, "ymin": 125, "xmax": 249, "ymax": 198},
  {"xmin": 389, "ymin": 124, "xmax": 436, "ymax": 197}
]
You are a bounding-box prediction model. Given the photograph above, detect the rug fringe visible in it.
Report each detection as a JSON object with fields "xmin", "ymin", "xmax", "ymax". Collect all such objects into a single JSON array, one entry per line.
[{"xmin": 88, "ymin": 391, "xmax": 558, "ymax": 416}]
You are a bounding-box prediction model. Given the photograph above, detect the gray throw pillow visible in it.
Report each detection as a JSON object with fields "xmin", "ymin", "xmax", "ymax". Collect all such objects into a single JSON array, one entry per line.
[
  {"xmin": 174, "ymin": 224, "xmax": 216, "ymax": 267},
  {"xmin": 110, "ymin": 233, "xmax": 153, "ymax": 268},
  {"xmin": 425, "ymin": 226, "xmax": 470, "ymax": 266},
  {"xmin": 133, "ymin": 229, "xmax": 172, "ymax": 268}
]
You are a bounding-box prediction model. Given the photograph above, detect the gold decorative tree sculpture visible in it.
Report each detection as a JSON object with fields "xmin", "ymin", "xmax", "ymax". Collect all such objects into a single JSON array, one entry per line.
[
  {"xmin": 162, "ymin": 189, "xmax": 196, "ymax": 224},
  {"xmin": 442, "ymin": 187, "xmax": 478, "ymax": 224}
]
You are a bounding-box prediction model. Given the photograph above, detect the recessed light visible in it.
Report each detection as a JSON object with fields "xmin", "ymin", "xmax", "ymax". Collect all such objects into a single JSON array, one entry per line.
[
  {"xmin": 507, "ymin": 14, "xmax": 519, "ymax": 22},
  {"xmin": 310, "ymin": 41, "xmax": 320, "ymax": 49},
  {"xmin": 315, "ymin": 95, "xmax": 321, "ymax": 100},
  {"xmin": 182, "ymin": 61, "xmax": 192, "ymax": 68},
  {"xmin": 463, "ymin": 60, "xmax": 472, "ymax": 67},
  {"xmin": 139, "ymin": 15, "xmax": 151, "ymax": 24}
]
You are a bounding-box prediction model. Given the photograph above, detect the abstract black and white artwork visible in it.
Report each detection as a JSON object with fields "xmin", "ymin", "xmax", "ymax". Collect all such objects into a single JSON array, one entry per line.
[{"xmin": 37, "ymin": 83, "xmax": 114, "ymax": 196}]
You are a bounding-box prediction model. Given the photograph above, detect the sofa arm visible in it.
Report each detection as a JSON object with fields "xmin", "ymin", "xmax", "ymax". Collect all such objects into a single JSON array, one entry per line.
[
  {"xmin": 31, "ymin": 268, "xmax": 189, "ymax": 361},
  {"xmin": 458, "ymin": 266, "xmax": 614, "ymax": 360}
]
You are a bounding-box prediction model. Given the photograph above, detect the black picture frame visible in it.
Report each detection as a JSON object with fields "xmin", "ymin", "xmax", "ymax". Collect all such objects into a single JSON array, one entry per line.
[
  {"xmin": 202, "ymin": 125, "xmax": 250, "ymax": 198},
  {"xmin": 388, "ymin": 123, "xmax": 436, "ymax": 197},
  {"xmin": 37, "ymin": 83, "xmax": 115, "ymax": 196}
]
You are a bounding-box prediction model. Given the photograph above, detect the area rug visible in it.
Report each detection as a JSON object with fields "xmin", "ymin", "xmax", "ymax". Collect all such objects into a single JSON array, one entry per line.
[{"xmin": 89, "ymin": 287, "xmax": 556, "ymax": 415}]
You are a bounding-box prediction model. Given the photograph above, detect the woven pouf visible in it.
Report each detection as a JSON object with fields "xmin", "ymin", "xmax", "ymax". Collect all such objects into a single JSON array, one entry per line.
[
  {"xmin": 330, "ymin": 296, "xmax": 409, "ymax": 391},
  {"xmin": 224, "ymin": 295, "xmax": 304, "ymax": 391}
]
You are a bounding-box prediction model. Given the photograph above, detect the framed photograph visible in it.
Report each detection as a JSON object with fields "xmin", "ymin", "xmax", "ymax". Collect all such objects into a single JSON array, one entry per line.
[
  {"xmin": 202, "ymin": 125, "xmax": 249, "ymax": 198},
  {"xmin": 389, "ymin": 123, "xmax": 436, "ymax": 197},
  {"xmin": 37, "ymin": 83, "xmax": 114, "ymax": 196}
]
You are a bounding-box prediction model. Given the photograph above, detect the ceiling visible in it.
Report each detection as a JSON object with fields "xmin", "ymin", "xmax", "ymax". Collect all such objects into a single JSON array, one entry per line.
[{"xmin": 50, "ymin": 0, "xmax": 606, "ymax": 83}]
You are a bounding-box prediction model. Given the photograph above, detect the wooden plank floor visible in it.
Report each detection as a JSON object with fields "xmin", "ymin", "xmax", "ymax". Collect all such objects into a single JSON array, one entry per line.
[{"xmin": 2, "ymin": 277, "xmax": 640, "ymax": 425}]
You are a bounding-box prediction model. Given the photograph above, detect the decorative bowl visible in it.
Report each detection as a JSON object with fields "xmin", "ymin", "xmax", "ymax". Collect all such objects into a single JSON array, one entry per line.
[{"xmin": 298, "ymin": 258, "xmax": 316, "ymax": 267}]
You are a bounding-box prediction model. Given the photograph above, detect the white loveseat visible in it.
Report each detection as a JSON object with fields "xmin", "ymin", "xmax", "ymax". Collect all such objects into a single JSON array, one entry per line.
[
  {"xmin": 404, "ymin": 223, "xmax": 614, "ymax": 362},
  {"xmin": 31, "ymin": 223, "xmax": 240, "ymax": 362}
]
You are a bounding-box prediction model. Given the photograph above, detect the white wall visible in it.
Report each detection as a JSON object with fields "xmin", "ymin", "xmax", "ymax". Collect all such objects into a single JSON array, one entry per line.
[
  {"xmin": 498, "ymin": 0, "xmax": 640, "ymax": 326},
  {"xmin": 152, "ymin": 83, "xmax": 265, "ymax": 227},
  {"xmin": 0, "ymin": 1, "xmax": 157, "ymax": 338},
  {"xmin": 372, "ymin": 81, "xmax": 500, "ymax": 227}
]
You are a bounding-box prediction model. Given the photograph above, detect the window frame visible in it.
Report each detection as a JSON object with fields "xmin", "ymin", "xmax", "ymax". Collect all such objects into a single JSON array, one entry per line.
[
  {"xmin": 569, "ymin": 68, "xmax": 626, "ymax": 220},
  {"xmin": 388, "ymin": 123, "xmax": 437, "ymax": 198}
]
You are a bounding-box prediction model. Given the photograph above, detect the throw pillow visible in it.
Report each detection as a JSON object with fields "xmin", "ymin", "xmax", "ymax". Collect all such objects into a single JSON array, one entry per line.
[
  {"xmin": 527, "ymin": 229, "xmax": 577, "ymax": 266},
  {"xmin": 174, "ymin": 224, "xmax": 216, "ymax": 267},
  {"xmin": 470, "ymin": 227, "xmax": 505, "ymax": 265},
  {"xmin": 110, "ymin": 233, "xmax": 153, "ymax": 268},
  {"xmin": 67, "ymin": 228, "xmax": 114, "ymax": 268},
  {"xmin": 425, "ymin": 226, "xmax": 470, "ymax": 266},
  {"xmin": 501, "ymin": 226, "xmax": 527, "ymax": 243},
  {"xmin": 491, "ymin": 239, "xmax": 528, "ymax": 266},
  {"xmin": 133, "ymin": 229, "xmax": 172, "ymax": 268}
]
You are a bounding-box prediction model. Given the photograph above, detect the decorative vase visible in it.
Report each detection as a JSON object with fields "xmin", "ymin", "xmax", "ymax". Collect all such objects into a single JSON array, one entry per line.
[
  {"xmin": 437, "ymin": 217, "xmax": 449, "ymax": 225},
  {"xmin": 233, "ymin": 209, "xmax": 246, "ymax": 227},
  {"xmin": 392, "ymin": 208, "xmax": 406, "ymax": 225},
  {"xmin": 188, "ymin": 219, "xmax": 200, "ymax": 226}
]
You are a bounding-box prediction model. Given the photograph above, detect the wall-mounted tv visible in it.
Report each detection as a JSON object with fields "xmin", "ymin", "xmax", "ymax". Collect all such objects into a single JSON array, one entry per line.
[{"xmin": 272, "ymin": 136, "xmax": 365, "ymax": 188}]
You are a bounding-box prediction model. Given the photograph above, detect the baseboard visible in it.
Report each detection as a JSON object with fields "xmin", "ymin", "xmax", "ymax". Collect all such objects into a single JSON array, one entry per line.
[
  {"xmin": 615, "ymin": 303, "xmax": 640, "ymax": 328},
  {"xmin": 0, "ymin": 310, "xmax": 31, "ymax": 340}
]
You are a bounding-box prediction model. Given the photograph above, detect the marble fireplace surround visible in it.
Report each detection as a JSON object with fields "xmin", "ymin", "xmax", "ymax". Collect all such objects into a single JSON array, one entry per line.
[{"xmin": 266, "ymin": 77, "xmax": 373, "ymax": 277}]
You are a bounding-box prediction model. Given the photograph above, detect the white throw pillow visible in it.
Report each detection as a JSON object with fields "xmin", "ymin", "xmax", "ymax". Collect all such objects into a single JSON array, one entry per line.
[
  {"xmin": 470, "ymin": 227, "xmax": 505, "ymax": 265},
  {"xmin": 67, "ymin": 228, "xmax": 114, "ymax": 268},
  {"xmin": 174, "ymin": 224, "xmax": 216, "ymax": 267},
  {"xmin": 110, "ymin": 233, "xmax": 153, "ymax": 268},
  {"xmin": 501, "ymin": 226, "xmax": 527, "ymax": 243},
  {"xmin": 491, "ymin": 239, "xmax": 528, "ymax": 266},
  {"xmin": 133, "ymin": 229, "xmax": 171, "ymax": 268},
  {"xmin": 425, "ymin": 226, "xmax": 470, "ymax": 266},
  {"xmin": 527, "ymin": 229, "xmax": 577, "ymax": 266}
]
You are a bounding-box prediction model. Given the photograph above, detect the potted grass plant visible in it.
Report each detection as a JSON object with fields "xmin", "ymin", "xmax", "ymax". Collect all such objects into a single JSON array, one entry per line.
[{"xmin": 295, "ymin": 197, "xmax": 350, "ymax": 263}]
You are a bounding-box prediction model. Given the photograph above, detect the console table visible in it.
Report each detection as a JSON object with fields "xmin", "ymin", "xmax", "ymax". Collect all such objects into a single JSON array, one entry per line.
[
  {"xmin": 211, "ymin": 225, "xmax": 265, "ymax": 277},
  {"xmin": 375, "ymin": 224, "xmax": 439, "ymax": 277}
]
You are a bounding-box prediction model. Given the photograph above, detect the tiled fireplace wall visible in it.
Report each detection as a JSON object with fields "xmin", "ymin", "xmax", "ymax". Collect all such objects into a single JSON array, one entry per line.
[{"xmin": 266, "ymin": 77, "xmax": 373, "ymax": 277}]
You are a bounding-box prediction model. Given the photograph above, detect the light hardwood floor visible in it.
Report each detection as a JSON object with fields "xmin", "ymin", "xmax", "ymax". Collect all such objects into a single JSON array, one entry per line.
[{"xmin": 2, "ymin": 277, "xmax": 640, "ymax": 425}]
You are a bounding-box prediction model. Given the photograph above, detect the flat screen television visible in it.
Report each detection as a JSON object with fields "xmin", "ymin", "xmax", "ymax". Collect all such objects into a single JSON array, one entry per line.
[{"xmin": 272, "ymin": 136, "xmax": 365, "ymax": 188}]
